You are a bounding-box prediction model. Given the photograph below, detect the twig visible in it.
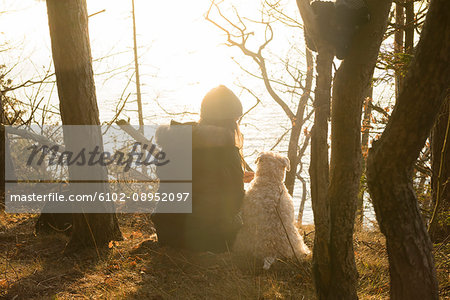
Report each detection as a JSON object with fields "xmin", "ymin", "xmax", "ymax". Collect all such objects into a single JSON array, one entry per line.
[
  {"xmin": 238, "ymin": 87, "xmax": 262, "ymax": 123},
  {"xmin": 116, "ymin": 119, "xmax": 154, "ymax": 145},
  {"xmin": 5, "ymin": 126, "xmax": 64, "ymax": 151},
  {"xmin": 88, "ymin": 9, "xmax": 106, "ymax": 18}
]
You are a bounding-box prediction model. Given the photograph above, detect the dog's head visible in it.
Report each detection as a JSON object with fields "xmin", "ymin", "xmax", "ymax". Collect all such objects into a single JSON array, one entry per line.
[{"xmin": 255, "ymin": 152, "xmax": 290, "ymax": 181}]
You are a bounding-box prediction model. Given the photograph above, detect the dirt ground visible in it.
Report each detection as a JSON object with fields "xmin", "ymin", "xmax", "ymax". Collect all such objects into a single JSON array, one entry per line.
[{"xmin": 0, "ymin": 212, "xmax": 448, "ymax": 299}]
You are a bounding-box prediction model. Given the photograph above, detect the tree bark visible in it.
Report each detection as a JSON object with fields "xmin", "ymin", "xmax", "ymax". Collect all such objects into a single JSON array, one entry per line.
[
  {"xmin": 367, "ymin": 0, "xmax": 449, "ymax": 298},
  {"xmin": 286, "ymin": 121, "xmax": 303, "ymax": 195},
  {"xmin": 405, "ymin": 0, "xmax": 414, "ymax": 55},
  {"xmin": 356, "ymin": 89, "xmax": 373, "ymax": 226},
  {"xmin": 0, "ymin": 95, "xmax": 6, "ymax": 207},
  {"xmin": 297, "ymin": 0, "xmax": 392, "ymax": 297},
  {"xmin": 131, "ymin": 0, "xmax": 144, "ymax": 134},
  {"xmin": 285, "ymin": 48, "xmax": 314, "ymax": 196},
  {"xmin": 296, "ymin": 2, "xmax": 333, "ymax": 298},
  {"xmin": 429, "ymin": 100, "xmax": 449, "ymax": 243},
  {"xmin": 0, "ymin": 95, "xmax": 15, "ymax": 208},
  {"xmin": 298, "ymin": 173, "xmax": 308, "ymax": 225},
  {"xmin": 44, "ymin": 0, "xmax": 122, "ymax": 250},
  {"xmin": 327, "ymin": 1, "xmax": 393, "ymax": 298},
  {"xmin": 394, "ymin": 0, "xmax": 405, "ymax": 100},
  {"xmin": 309, "ymin": 48, "xmax": 333, "ymax": 300}
]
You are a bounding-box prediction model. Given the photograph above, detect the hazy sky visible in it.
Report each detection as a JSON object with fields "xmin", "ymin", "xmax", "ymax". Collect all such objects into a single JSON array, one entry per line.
[{"xmin": 1, "ymin": 0, "xmax": 306, "ymax": 122}]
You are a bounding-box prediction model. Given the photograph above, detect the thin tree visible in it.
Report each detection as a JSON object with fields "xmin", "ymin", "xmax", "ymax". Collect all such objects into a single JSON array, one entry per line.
[
  {"xmin": 429, "ymin": 99, "xmax": 449, "ymax": 242},
  {"xmin": 296, "ymin": 1, "xmax": 333, "ymax": 296},
  {"xmin": 394, "ymin": 0, "xmax": 405, "ymax": 100},
  {"xmin": 356, "ymin": 88, "xmax": 373, "ymax": 226},
  {"xmin": 404, "ymin": 0, "xmax": 414, "ymax": 55},
  {"xmin": 131, "ymin": 0, "xmax": 144, "ymax": 133},
  {"xmin": 297, "ymin": 0, "xmax": 393, "ymax": 298}
]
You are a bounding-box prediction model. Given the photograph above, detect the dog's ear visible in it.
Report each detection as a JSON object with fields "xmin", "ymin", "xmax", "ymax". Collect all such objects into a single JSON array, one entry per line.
[
  {"xmin": 255, "ymin": 152, "xmax": 264, "ymax": 164},
  {"xmin": 280, "ymin": 156, "xmax": 290, "ymax": 171}
]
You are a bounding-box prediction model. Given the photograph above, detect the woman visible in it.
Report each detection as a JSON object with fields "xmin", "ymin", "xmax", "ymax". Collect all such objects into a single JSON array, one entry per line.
[{"xmin": 152, "ymin": 85, "xmax": 252, "ymax": 252}]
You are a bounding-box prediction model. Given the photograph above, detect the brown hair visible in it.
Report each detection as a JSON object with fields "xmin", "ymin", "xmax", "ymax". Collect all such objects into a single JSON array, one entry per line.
[
  {"xmin": 199, "ymin": 85, "xmax": 245, "ymax": 168},
  {"xmin": 199, "ymin": 117, "xmax": 243, "ymax": 150},
  {"xmin": 200, "ymin": 85, "xmax": 243, "ymax": 121}
]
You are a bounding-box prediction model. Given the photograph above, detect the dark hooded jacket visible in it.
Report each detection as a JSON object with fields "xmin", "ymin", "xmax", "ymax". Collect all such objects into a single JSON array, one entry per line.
[{"xmin": 151, "ymin": 121, "xmax": 245, "ymax": 252}]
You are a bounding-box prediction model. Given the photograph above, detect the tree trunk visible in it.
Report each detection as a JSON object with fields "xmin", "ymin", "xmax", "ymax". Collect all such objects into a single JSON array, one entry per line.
[
  {"xmin": 0, "ymin": 96, "xmax": 15, "ymax": 208},
  {"xmin": 429, "ymin": 100, "xmax": 449, "ymax": 243},
  {"xmin": 0, "ymin": 95, "xmax": 6, "ymax": 208},
  {"xmin": 327, "ymin": 1, "xmax": 393, "ymax": 298},
  {"xmin": 297, "ymin": 0, "xmax": 392, "ymax": 297},
  {"xmin": 367, "ymin": 0, "xmax": 449, "ymax": 298},
  {"xmin": 356, "ymin": 89, "xmax": 373, "ymax": 226},
  {"xmin": 44, "ymin": 0, "xmax": 122, "ymax": 250},
  {"xmin": 286, "ymin": 123, "xmax": 303, "ymax": 195},
  {"xmin": 131, "ymin": 0, "xmax": 144, "ymax": 133},
  {"xmin": 285, "ymin": 48, "xmax": 313, "ymax": 196},
  {"xmin": 394, "ymin": 0, "xmax": 405, "ymax": 100},
  {"xmin": 405, "ymin": 0, "xmax": 414, "ymax": 55},
  {"xmin": 309, "ymin": 48, "xmax": 333, "ymax": 300},
  {"xmin": 298, "ymin": 174, "xmax": 308, "ymax": 225},
  {"xmin": 0, "ymin": 96, "xmax": 4, "ymax": 207}
]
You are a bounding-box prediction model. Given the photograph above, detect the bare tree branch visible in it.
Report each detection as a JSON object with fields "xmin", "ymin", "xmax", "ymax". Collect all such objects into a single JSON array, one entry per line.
[{"xmin": 206, "ymin": 2, "xmax": 295, "ymax": 121}]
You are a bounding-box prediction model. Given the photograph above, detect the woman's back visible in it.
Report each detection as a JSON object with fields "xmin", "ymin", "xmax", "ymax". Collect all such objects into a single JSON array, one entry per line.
[{"xmin": 152, "ymin": 122, "xmax": 244, "ymax": 252}]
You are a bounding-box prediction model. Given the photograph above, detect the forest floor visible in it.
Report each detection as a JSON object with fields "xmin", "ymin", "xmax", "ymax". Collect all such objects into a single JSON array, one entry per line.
[{"xmin": 0, "ymin": 212, "xmax": 448, "ymax": 299}]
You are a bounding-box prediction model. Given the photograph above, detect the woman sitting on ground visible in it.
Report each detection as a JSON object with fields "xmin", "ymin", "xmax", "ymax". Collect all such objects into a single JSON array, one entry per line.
[{"xmin": 152, "ymin": 85, "xmax": 253, "ymax": 252}]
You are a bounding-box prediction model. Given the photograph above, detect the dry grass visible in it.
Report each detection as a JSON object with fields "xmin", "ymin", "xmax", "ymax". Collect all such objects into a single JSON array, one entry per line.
[{"xmin": 0, "ymin": 212, "xmax": 448, "ymax": 299}]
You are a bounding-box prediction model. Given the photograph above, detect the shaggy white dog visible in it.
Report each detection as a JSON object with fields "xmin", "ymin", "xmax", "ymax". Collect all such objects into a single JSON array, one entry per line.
[{"xmin": 233, "ymin": 152, "xmax": 310, "ymax": 269}]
